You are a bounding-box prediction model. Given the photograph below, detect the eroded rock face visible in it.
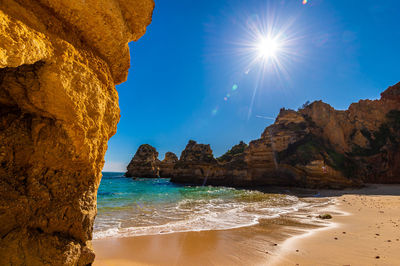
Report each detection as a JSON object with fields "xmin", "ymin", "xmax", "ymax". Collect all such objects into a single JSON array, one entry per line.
[
  {"xmin": 0, "ymin": 0, "xmax": 153, "ymax": 264},
  {"xmin": 243, "ymin": 83, "xmax": 399, "ymax": 187},
  {"xmin": 170, "ymin": 140, "xmax": 249, "ymax": 186},
  {"xmin": 159, "ymin": 152, "xmax": 178, "ymax": 178},
  {"xmin": 246, "ymin": 110, "xmax": 359, "ymax": 188},
  {"xmin": 298, "ymin": 83, "xmax": 400, "ymax": 183},
  {"xmin": 125, "ymin": 148, "xmax": 180, "ymax": 179},
  {"xmin": 171, "ymin": 140, "xmax": 222, "ymax": 184},
  {"xmin": 125, "ymin": 144, "xmax": 160, "ymax": 178},
  {"xmin": 169, "ymin": 83, "xmax": 399, "ymax": 188}
]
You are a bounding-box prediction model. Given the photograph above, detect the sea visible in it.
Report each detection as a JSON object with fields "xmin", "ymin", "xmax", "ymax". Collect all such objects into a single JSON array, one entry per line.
[{"xmin": 93, "ymin": 172, "xmax": 331, "ymax": 239}]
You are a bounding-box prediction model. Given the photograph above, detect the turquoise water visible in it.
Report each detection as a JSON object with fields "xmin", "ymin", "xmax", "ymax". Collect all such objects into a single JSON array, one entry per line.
[{"xmin": 94, "ymin": 172, "xmax": 318, "ymax": 239}]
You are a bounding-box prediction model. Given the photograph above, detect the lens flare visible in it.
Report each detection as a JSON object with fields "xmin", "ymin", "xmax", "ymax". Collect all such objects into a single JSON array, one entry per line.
[
  {"xmin": 211, "ymin": 107, "xmax": 218, "ymax": 116},
  {"xmin": 232, "ymin": 5, "xmax": 303, "ymax": 119}
]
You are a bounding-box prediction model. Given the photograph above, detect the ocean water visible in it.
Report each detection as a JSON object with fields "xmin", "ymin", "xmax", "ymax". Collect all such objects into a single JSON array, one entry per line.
[{"xmin": 94, "ymin": 172, "xmax": 327, "ymax": 239}]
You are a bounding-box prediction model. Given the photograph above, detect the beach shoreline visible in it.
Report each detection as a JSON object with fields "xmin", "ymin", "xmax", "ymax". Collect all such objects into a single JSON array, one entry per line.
[
  {"xmin": 273, "ymin": 184, "xmax": 400, "ymax": 266},
  {"xmin": 93, "ymin": 184, "xmax": 400, "ymax": 266}
]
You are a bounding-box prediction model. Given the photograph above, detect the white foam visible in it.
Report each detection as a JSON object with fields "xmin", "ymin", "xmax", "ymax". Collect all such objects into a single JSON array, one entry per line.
[{"xmin": 93, "ymin": 194, "xmax": 330, "ymax": 240}]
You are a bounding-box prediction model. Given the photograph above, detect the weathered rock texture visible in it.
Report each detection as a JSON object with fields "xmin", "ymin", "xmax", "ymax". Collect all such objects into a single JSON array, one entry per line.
[
  {"xmin": 167, "ymin": 140, "xmax": 247, "ymax": 186},
  {"xmin": 159, "ymin": 152, "xmax": 178, "ymax": 178},
  {"xmin": 0, "ymin": 0, "xmax": 153, "ymax": 264},
  {"xmin": 169, "ymin": 83, "xmax": 400, "ymax": 188},
  {"xmin": 125, "ymin": 144, "xmax": 160, "ymax": 178},
  {"xmin": 125, "ymin": 146, "xmax": 181, "ymax": 179},
  {"xmin": 171, "ymin": 140, "xmax": 221, "ymax": 184}
]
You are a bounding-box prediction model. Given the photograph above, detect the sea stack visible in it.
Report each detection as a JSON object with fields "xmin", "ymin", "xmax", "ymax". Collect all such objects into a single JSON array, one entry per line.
[
  {"xmin": 0, "ymin": 1, "xmax": 154, "ymax": 264},
  {"xmin": 159, "ymin": 152, "xmax": 179, "ymax": 178},
  {"xmin": 170, "ymin": 140, "xmax": 223, "ymax": 184},
  {"xmin": 126, "ymin": 144, "xmax": 160, "ymax": 178},
  {"xmin": 170, "ymin": 83, "xmax": 400, "ymax": 187}
]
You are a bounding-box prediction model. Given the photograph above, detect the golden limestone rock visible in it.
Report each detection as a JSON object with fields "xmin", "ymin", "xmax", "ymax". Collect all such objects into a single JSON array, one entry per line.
[
  {"xmin": 0, "ymin": 0, "xmax": 153, "ymax": 264},
  {"xmin": 125, "ymin": 144, "xmax": 160, "ymax": 178},
  {"xmin": 169, "ymin": 83, "xmax": 399, "ymax": 188},
  {"xmin": 159, "ymin": 152, "xmax": 178, "ymax": 178},
  {"xmin": 243, "ymin": 83, "xmax": 399, "ymax": 187}
]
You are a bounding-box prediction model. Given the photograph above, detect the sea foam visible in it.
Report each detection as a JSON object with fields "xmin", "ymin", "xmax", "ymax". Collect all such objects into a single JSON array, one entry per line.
[{"xmin": 94, "ymin": 173, "xmax": 331, "ymax": 239}]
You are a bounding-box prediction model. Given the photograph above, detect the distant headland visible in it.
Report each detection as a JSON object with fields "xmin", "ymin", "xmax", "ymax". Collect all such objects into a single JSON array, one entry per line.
[{"xmin": 126, "ymin": 82, "xmax": 400, "ymax": 189}]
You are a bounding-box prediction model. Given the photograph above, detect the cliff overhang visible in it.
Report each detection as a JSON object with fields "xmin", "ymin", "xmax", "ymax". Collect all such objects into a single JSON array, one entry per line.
[{"xmin": 0, "ymin": 0, "xmax": 154, "ymax": 264}]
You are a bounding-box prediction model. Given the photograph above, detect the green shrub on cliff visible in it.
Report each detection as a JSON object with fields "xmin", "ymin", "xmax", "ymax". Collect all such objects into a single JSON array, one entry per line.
[
  {"xmin": 277, "ymin": 134, "xmax": 324, "ymax": 166},
  {"xmin": 217, "ymin": 141, "xmax": 247, "ymax": 162},
  {"xmin": 278, "ymin": 134, "xmax": 357, "ymax": 178},
  {"xmin": 351, "ymin": 110, "xmax": 400, "ymax": 156}
]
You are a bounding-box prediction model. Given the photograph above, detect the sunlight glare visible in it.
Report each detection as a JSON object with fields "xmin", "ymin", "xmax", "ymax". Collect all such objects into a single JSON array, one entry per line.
[{"xmin": 257, "ymin": 37, "xmax": 280, "ymax": 59}]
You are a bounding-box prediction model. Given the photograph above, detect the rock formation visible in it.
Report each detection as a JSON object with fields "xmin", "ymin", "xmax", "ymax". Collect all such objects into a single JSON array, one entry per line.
[
  {"xmin": 245, "ymin": 108, "xmax": 359, "ymax": 188},
  {"xmin": 170, "ymin": 140, "xmax": 221, "ymax": 184},
  {"xmin": 125, "ymin": 146, "xmax": 181, "ymax": 179},
  {"xmin": 126, "ymin": 144, "xmax": 160, "ymax": 178},
  {"xmin": 167, "ymin": 140, "xmax": 245, "ymax": 186},
  {"xmin": 217, "ymin": 141, "xmax": 247, "ymax": 163},
  {"xmin": 297, "ymin": 83, "xmax": 400, "ymax": 183},
  {"xmin": 0, "ymin": 0, "xmax": 153, "ymax": 264},
  {"xmin": 168, "ymin": 83, "xmax": 400, "ymax": 188},
  {"xmin": 159, "ymin": 152, "xmax": 178, "ymax": 178}
]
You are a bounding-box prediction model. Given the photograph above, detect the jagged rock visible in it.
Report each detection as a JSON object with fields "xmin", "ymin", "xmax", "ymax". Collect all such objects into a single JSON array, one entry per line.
[
  {"xmin": 163, "ymin": 151, "xmax": 179, "ymax": 163},
  {"xmin": 170, "ymin": 83, "xmax": 400, "ymax": 188},
  {"xmin": 170, "ymin": 140, "xmax": 222, "ymax": 184},
  {"xmin": 299, "ymin": 83, "xmax": 400, "ymax": 183},
  {"xmin": 217, "ymin": 141, "xmax": 247, "ymax": 163},
  {"xmin": 179, "ymin": 140, "xmax": 216, "ymax": 163},
  {"xmin": 159, "ymin": 152, "xmax": 178, "ymax": 178},
  {"xmin": 126, "ymin": 144, "xmax": 160, "ymax": 178},
  {"xmin": 169, "ymin": 140, "xmax": 249, "ymax": 186},
  {"xmin": 0, "ymin": 0, "xmax": 154, "ymax": 264}
]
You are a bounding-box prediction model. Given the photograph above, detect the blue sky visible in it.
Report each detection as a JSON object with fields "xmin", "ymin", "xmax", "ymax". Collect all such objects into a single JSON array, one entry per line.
[{"xmin": 103, "ymin": 0, "xmax": 400, "ymax": 172}]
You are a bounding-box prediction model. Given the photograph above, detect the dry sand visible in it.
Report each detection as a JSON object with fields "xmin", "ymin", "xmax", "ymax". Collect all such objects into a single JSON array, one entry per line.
[
  {"xmin": 274, "ymin": 185, "xmax": 400, "ymax": 266},
  {"xmin": 93, "ymin": 184, "xmax": 400, "ymax": 266}
]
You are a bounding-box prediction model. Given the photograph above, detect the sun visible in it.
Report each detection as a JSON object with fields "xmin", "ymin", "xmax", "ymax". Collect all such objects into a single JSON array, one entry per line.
[
  {"xmin": 234, "ymin": 9, "xmax": 302, "ymax": 77},
  {"xmin": 257, "ymin": 37, "xmax": 280, "ymax": 60}
]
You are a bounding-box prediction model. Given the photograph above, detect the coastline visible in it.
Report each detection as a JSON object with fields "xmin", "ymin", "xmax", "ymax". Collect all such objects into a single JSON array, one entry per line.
[{"xmin": 93, "ymin": 184, "xmax": 400, "ymax": 265}]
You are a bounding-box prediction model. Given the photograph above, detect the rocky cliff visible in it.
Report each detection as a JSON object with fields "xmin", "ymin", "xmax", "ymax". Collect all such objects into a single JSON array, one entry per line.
[
  {"xmin": 167, "ymin": 83, "xmax": 399, "ymax": 188},
  {"xmin": 0, "ymin": 0, "xmax": 153, "ymax": 264},
  {"xmin": 159, "ymin": 152, "xmax": 178, "ymax": 178},
  {"xmin": 171, "ymin": 140, "xmax": 223, "ymax": 184},
  {"xmin": 125, "ymin": 146, "xmax": 180, "ymax": 179},
  {"xmin": 126, "ymin": 144, "xmax": 160, "ymax": 178}
]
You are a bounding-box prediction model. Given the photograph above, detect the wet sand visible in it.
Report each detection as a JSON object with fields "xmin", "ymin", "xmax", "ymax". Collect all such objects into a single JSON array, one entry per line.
[
  {"xmin": 93, "ymin": 185, "xmax": 400, "ymax": 266},
  {"xmin": 93, "ymin": 216, "xmax": 319, "ymax": 266}
]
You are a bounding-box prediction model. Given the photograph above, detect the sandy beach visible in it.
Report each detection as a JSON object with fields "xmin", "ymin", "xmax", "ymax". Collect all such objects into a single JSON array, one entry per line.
[
  {"xmin": 93, "ymin": 185, "xmax": 400, "ymax": 266},
  {"xmin": 274, "ymin": 185, "xmax": 400, "ymax": 266}
]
